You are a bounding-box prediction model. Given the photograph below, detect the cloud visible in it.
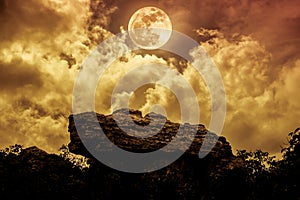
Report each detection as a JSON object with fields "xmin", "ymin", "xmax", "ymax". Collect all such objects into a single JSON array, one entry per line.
[
  {"xmin": 81, "ymin": 22, "xmax": 299, "ymax": 155},
  {"xmin": 195, "ymin": 28, "xmax": 300, "ymax": 154},
  {"xmin": 0, "ymin": 0, "xmax": 116, "ymax": 152},
  {"xmin": 110, "ymin": 0, "xmax": 300, "ymax": 65},
  {"xmin": 1, "ymin": 0, "xmax": 299, "ymax": 156},
  {"xmin": 0, "ymin": 59, "xmax": 43, "ymax": 92}
]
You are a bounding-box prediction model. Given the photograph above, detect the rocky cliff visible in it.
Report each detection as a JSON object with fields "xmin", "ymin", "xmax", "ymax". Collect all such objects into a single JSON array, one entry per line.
[
  {"xmin": 68, "ymin": 108, "xmax": 233, "ymax": 160},
  {"xmin": 65, "ymin": 109, "xmax": 245, "ymax": 199}
]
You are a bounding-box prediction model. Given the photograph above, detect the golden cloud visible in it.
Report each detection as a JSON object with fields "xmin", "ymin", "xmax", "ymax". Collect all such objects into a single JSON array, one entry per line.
[
  {"xmin": 0, "ymin": 0, "xmax": 115, "ymax": 152},
  {"xmin": 0, "ymin": 0, "xmax": 299, "ymax": 157}
]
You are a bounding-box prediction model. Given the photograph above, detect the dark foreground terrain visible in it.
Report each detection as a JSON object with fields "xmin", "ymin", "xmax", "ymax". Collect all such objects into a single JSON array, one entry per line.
[{"xmin": 0, "ymin": 109, "xmax": 299, "ymax": 199}]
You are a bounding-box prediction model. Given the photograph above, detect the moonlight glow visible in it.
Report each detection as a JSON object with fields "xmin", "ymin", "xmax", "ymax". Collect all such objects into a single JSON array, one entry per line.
[{"xmin": 128, "ymin": 7, "xmax": 173, "ymax": 50}]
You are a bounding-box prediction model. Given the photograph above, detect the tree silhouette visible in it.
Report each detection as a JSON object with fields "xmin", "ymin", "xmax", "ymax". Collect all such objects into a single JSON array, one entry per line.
[{"xmin": 281, "ymin": 127, "xmax": 300, "ymax": 163}]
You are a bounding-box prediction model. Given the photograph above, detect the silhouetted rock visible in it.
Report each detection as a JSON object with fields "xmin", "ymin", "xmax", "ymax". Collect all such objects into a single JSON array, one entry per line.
[
  {"xmin": 66, "ymin": 109, "xmax": 242, "ymax": 199},
  {"xmin": 68, "ymin": 108, "xmax": 233, "ymax": 159}
]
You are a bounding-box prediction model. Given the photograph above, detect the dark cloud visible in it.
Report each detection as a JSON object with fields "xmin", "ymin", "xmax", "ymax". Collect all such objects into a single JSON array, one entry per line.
[
  {"xmin": 108, "ymin": 0, "xmax": 300, "ymax": 66},
  {"xmin": 12, "ymin": 96, "xmax": 48, "ymax": 117},
  {"xmin": 87, "ymin": 0, "xmax": 117, "ymax": 45},
  {"xmin": 0, "ymin": 0, "xmax": 6, "ymax": 13},
  {"xmin": 0, "ymin": 59, "xmax": 43, "ymax": 92},
  {"xmin": 0, "ymin": 0, "xmax": 64, "ymax": 42},
  {"xmin": 59, "ymin": 53, "xmax": 76, "ymax": 69}
]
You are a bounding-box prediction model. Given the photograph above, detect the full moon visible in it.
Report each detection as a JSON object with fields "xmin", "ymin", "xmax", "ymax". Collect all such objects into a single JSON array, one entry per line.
[{"xmin": 128, "ymin": 7, "xmax": 172, "ymax": 50}]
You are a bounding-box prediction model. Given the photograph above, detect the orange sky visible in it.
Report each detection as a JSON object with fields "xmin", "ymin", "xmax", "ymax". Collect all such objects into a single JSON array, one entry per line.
[{"xmin": 0, "ymin": 0, "xmax": 299, "ymax": 156}]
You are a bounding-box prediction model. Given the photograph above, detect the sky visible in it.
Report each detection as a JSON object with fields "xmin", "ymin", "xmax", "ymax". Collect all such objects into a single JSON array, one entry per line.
[{"xmin": 0, "ymin": 0, "xmax": 299, "ymax": 156}]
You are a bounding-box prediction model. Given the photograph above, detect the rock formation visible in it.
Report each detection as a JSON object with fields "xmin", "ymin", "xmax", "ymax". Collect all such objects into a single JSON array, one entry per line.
[
  {"xmin": 68, "ymin": 108, "xmax": 233, "ymax": 159},
  {"xmin": 66, "ymin": 109, "xmax": 243, "ymax": 199}
]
